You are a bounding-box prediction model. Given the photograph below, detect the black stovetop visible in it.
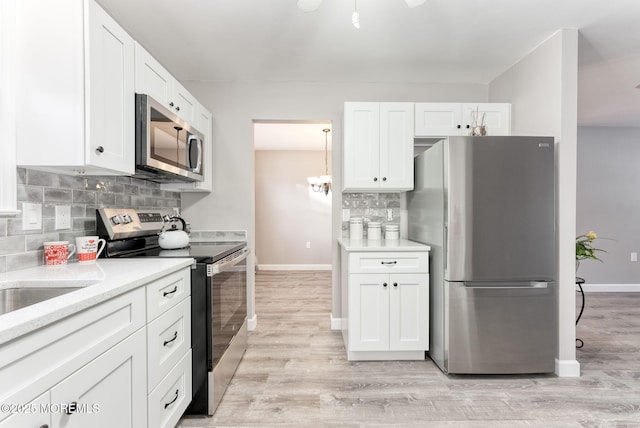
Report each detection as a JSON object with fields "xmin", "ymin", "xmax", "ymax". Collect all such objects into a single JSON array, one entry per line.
[{"xmin": 105, "ymin": 239, "xmax": 246, "ymax": 264}]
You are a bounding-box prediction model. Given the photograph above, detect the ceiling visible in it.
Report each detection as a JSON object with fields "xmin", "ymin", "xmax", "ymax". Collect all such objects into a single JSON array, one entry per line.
[
  {"xmin": 98, "ymin": 0, "xmax": 640, "ymax": 136},
  {"xmin": 253, "ymin": 121, "xmax": 332, "ymax": 151}
]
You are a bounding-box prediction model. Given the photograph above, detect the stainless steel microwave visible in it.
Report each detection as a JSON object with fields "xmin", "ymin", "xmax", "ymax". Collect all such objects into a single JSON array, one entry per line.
[{"xmin": 134, "ymin": 94, "xmax": 204, "ymax": 182}]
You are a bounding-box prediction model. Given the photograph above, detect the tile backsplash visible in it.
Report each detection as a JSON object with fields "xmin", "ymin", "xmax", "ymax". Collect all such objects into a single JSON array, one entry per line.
[
  {"xmin": 0, "ymin": 168, "xmax": 181, "ymax": 273},
  {"xmin": 342, "ymin": 192, "xmax": 402, "ymax": 239}
]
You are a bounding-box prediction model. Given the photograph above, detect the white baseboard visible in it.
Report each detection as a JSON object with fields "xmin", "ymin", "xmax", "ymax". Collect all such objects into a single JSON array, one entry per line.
[
  {"xmin": 330, "ymin": 313, "xmax": 342, "ymax": 330},
  {"xmin": 580, "ymin": 283, "xmax": 640, "ymax": 292},
  {"xmin": 555, "ymin": 358, "xmax": 580, "ymax": 377},
  {"xmin": 247, "ymin": 314, "xmax": 257, "ymax": 331},
  {"xmin": 257, "ymin": 264, "xmax": 332, "ymax": 271}
]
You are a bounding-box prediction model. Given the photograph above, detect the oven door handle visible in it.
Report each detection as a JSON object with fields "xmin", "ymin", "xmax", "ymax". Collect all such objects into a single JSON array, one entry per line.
[{"xmin": 207, "ymin": 248, "xmax": 249, "ymax": 276}]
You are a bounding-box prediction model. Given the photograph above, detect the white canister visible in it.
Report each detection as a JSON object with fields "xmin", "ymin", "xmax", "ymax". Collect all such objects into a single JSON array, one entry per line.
[
  {"xmin": 385, "ymin": 223, "xmax": 400, "ymax": 240},
  {"xmin": 367, "ymin": 221, "xmax": 382, "ymax": 240},
  {"xmin": 349, "ymin": 217, "xmax": 363, "ymax": 240}
]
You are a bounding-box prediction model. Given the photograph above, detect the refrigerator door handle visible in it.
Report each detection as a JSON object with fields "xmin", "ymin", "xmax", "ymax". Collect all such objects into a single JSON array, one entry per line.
[{"xmin": 463, "ymin": 281, "xmax": 549, "ymax": 289}]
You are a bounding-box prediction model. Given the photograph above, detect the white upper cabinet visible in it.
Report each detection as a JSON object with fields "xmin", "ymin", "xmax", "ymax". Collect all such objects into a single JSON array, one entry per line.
[
  {"xmin": 134, "ymin": 43, "xmax": 197, "ymax": 124},
  {"xmin": 343, "ymin": 102, "xmax": 414, "ymax": 192},
  {"xmin": 415, "ymin": 102, "xmax": 511, "ymax": 137},
  {"xmin": 16, "ymin": 0, "xmax": 135, "ymax": 176}
]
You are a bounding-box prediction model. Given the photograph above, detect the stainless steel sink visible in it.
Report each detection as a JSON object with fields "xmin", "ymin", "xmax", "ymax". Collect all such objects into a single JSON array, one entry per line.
[{"xmin": 0, "ymin": 280, "xmax": 96, "ymax": 316}]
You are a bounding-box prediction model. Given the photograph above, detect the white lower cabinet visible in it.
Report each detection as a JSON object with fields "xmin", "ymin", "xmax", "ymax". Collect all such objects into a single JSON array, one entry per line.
[
  {"xmin": 343, "ymin": 251, "xmax": 429, "ymax": 361},
  {"xmin": 350, "ymin": 273, "xmax": 428, "ymax": 352},
  {"xmin": 148, "ymin": 350, "xmax": 192, "ymax": 428},
  {"xmin": 0, "ymin": 265, "xmax": 192, "ymax": 428},
  {"xmin": 146, "ymin": 268, "xmax": 192, "ymax": 428},
  {"xmin": 50, "ymin": 329, "xmax": 147, "ymax": 428}
]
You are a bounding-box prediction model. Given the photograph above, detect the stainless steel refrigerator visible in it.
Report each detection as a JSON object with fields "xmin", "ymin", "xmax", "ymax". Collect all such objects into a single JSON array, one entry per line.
[{"xmin": 407, "ymin": 136, "xmax": 556, "ymax": 374}]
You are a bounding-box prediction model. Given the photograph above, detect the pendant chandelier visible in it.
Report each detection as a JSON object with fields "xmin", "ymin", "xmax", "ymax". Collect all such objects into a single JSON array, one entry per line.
[{"xmin": 307, "ymin": 128, "xmax": 331, "ymax": 196}]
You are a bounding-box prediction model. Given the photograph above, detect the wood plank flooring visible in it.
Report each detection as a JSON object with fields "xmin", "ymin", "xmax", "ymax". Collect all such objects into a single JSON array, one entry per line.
[{"xmin": 178, "ymin": 271, "xmax": 640, "ymax": 427}]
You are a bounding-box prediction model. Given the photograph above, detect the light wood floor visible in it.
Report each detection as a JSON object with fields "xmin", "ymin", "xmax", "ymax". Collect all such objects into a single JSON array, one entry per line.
[{"xmin": 178, "ymin": 271, "xmax": 640, "ymax": 427}]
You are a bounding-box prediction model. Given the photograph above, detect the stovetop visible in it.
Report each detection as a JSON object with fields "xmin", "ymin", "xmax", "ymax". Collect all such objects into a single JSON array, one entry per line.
[{"xmin": 130, "ymin": 241, "xmax": 246, "ymax": 263}]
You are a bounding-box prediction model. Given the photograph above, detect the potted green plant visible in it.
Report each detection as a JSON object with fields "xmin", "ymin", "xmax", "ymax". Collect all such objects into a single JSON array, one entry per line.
[{"xmin": 575, "ymin": 231, "xmax": 605, "ymax": 271}]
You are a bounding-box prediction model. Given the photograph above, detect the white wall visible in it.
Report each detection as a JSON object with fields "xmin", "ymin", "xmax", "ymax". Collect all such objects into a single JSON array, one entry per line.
[
  {"xmin": 255, "ymin": 150, "xmax": 332, "ymax": 269},
  {"xmin": 489, "ymin": 29, "xmax": 580, "ymax": 377},
  {"xmin": 179, "ymin": 81, "xmax": 488, "ymax": 329},
  {"xmin": 577, "ymin": 126, "xmax": 640, "ymax": 288}
]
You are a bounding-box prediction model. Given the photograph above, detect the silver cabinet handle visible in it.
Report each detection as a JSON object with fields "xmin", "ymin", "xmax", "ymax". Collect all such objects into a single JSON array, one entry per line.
[
  {"xmin": 163, "ymin": 331, "xmax": 178, "ymax": 346},
  {"xmin": 164, "ymin": 389, "xmax": 179, "ymax": 409}
]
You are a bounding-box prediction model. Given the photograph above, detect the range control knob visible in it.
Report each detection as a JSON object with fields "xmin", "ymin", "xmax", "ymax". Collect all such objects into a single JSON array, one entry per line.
[
  {"xmin": 122, "ymin": 214, "xmax": 133, "ymax": 224},
  {"xmin": 110, "ymin": 215, "xmax": 123, "ymax": 225}
]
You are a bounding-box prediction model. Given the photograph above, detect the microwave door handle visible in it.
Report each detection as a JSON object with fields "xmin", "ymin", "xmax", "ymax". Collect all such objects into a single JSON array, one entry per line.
[{"xmin": 187, "ymin": 135, "xmax": 202, "ymax": 173}]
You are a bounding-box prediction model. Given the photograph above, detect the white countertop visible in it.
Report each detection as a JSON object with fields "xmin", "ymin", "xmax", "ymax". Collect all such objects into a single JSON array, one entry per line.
[
  {"xmin": 338, "ymin": 238, "xmax": 431, "ymax": 252},
  {"xmin": 0, "ymin": 258, "xmax": 194, "ymax": 345}
]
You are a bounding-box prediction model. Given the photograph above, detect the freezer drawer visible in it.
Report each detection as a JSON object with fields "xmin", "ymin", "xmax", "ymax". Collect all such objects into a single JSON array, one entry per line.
[{"xmin": 447, "ymin": 281, "xmax": 556, "ymax": 374}]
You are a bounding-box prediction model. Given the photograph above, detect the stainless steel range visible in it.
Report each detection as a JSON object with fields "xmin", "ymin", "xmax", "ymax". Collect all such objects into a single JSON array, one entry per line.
[{"xmin": 96, "ymin": 208, "xmax": 248, "ymax": 415}]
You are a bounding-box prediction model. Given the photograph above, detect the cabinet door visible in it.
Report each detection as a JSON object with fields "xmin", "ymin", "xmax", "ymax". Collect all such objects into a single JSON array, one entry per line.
[
  {"xmin": 389, "ymin": 273, "xmax": 429, "ymax": 351},
  {"xmin": 462, "ymin": 103, "xmax": 511, "ymax": 136},
  {"xmin": 173, "ymin": 81, "xmax": 197, "ymax": 124},
  {"xmin": 349, "ymin": 274, "xmax": 389, "ymax": 351},
  {"xmin": 134, "ymin": 42, "xmax": 174, "ymax": 108},
  {"xmin": 343, "ymin": 102, "xmax": 380, "ymax": 191},
  {"xmin": 379, "ymin": 103, "xmax": 414, "ymax": 191},
  {"xmin": 414, "ymin": 103, "xmax": 463, "ymax": 136},
  {"xmin": 85, "ymin": 0, "xmax": 135, "ymax": 174},
  {"xmin": 0, "ymin": 391, "xmax": 50, "ymax": 428},
  {"xmin": 50, "ymin": 329, "xmax": 147, "ymax": 428}
]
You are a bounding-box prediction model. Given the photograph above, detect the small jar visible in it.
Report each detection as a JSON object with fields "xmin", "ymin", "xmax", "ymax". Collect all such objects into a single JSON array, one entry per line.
[
  {"xmin": 385, "ymin": 223, "xmax": 400, "ymax": 241},
  {"xmin": 349, "ymin": 217, "xmax": 363, "ymax": 240},
  {"xmin": 367, "ymin": 221, "xmax": 381, "ymax": 240}
]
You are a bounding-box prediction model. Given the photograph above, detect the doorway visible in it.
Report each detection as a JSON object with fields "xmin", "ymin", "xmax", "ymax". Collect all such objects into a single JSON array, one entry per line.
[{"xmin": 253, "ymin": 120, "xmax": 333, "ymax": 271}]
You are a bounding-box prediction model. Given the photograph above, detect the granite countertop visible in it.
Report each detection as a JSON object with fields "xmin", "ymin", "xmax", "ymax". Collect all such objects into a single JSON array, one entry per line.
[
  {"xmin": 338, "ymin": 238, "xmax": 431, "ymax": 252},
  {"xmin": 0, "ymin": 258, "xmax": 194, "ymax": 345}
]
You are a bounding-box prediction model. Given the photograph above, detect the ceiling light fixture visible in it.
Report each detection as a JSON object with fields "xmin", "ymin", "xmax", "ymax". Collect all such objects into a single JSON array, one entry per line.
[
  {"xmin": 307, "ymin": 128, "xmax": 332, "ymax": 196},
  {"xmin": 352, "ymin": 0, "xmax": 360, "ymax": 29}
]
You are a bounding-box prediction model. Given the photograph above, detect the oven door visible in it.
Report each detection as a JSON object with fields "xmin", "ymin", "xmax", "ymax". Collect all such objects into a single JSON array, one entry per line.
[
  {"xmin": 209, "ymin": 251, "xmax": 248, "ymax": 366},
  {"xmin": 208, "ymin": 249, "xmax": 248, "ymax": 414}
]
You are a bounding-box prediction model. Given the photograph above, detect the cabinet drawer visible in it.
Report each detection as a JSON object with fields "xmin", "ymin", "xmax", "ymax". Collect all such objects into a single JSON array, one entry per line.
[
  {"xmin": 146, "ymin": 267, "xmax": 191, "ymax": 322},
  {"xmin": 148, "ymin": 350, "xmax": 192, "ymax": 428},
  {"xmin": 147, "ymin": 297, "xmax": 191, "ymax": 391},
  {"xmin": 349, "ymin": 252, "xmax": 428, "ymax": 274},
  {"xmin": 0, "ymin": 288, "xmax": 145, "ymax": 407}
]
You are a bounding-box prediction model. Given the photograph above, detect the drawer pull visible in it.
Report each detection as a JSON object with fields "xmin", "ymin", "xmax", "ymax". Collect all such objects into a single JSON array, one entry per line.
[
  {"xmin": 163, "ymin": 286, "xmax": 178, "ymax": 297},
  {"xmin": 163, "ymin": 331, "xmax": 178, "ymax": 346},
  {"xmin": 383, "ymin": 282, "xmax": 388, "ymax": 287},
  {"xmin": 381, "ymin": 261, "xmax": 397, "ymax": 265},
  {"xmin": 393, "ymin": 282, "xmax": 398, "ymax": 287},
  {"xmin": 40, "ymin": 425, "xmax": 49, "ymax": 428},
  {"xmin": 164, "ymin": 389, "xmax": 179, "ymax": 409}
]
